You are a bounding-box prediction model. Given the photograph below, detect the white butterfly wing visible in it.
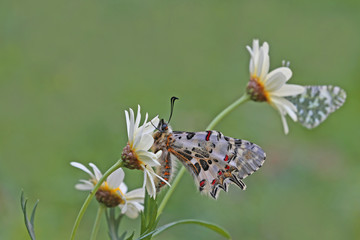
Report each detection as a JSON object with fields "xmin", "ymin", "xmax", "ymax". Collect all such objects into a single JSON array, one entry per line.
[{"xmin": 286, "ymin": 85, "xmax": 346, "ymax": 129}]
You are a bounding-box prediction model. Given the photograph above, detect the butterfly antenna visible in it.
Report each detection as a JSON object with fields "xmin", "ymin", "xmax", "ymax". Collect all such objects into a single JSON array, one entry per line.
[
  {"xmin": 168, "ymin": 96, "xmax": 179, "ymax": 123},
  {"xmin": 150, "ymin": 120, "xmax": 161, "ymax": 131}
]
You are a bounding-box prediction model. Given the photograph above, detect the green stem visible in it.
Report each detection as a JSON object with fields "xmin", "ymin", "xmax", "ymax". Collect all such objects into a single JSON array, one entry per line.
[
  {"xmin": 90, "ymin": 205, "xmax": 105, "ymax": 240},
  {"xmin": 70, "ymin": 160, "xmax": 124, "ymax": 240},
  {"xmin": 156, "ymin": 93, "xmax": 250, "ymax": 218},
  {"xmin": 156, "ymin": 166, "xmax": 186, "ymax": 219}
]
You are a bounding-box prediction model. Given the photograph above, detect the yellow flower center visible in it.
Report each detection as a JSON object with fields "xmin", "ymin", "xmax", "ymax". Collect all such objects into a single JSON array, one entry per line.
[
  {"xmin": 246, "ymin": 76, "xmax": 270, "ymax": 102},
  {"xmin": 95, "ymin": 181, "xmax": 125, "ymax": 207},
  {"xmin": 121, "ymin": 143, "xmax": 145, "ymax": 170}
]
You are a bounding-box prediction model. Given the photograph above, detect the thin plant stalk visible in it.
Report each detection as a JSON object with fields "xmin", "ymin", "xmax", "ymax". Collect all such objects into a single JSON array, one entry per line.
[
  {"xmin": 156, "ymin": 93, "xmax": 250, "ymax": 218},
  {"xmin": 90, "ymin": 205, "xmax": 105, "ymax": 240},
  {"xmin": 70, "ymin": 160, "xmax": 124, "ymax": 240}
]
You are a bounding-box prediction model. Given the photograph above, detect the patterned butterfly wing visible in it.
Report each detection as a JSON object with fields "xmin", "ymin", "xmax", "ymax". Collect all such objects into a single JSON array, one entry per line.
[
  {"xmin": 286, "ymin": 85, "xmax": 346, "ymax": 129},
  {"xmin": 170, "ymin": 131, "xmax": 266, "ymax": 199}
]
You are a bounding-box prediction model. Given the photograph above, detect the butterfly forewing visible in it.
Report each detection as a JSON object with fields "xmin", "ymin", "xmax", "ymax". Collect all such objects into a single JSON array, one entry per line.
[
  {"xmin": 286, "ymin": 85, "xmax": 346, "ymax": 129},
  {"xmin": 153, "ymin": 129, "xmax": 266, "ymax": 199}
]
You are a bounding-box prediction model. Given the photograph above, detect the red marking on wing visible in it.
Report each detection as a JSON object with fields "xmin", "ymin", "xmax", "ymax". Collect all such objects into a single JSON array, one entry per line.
[
  {"xmin": 200, "ymin": 180, "xmax": 206, "ymax": 187},
  {"xmin": 224, "ymin": 155, "xmax": 229, "ymax": 162},
  {"xmin": 218, "ymin": 170, "xmax": 223, "ymax": 176},
  {"xmin": 205, "ymin": 131, "xmax": 212, "ymax": 141},
  {"xmin": 211, "ymin": 179, "xmax": 216, "ymax": 185},
  {"xmin": 225, "ymin": 165, "xmax": 230, "ymax": 170}
]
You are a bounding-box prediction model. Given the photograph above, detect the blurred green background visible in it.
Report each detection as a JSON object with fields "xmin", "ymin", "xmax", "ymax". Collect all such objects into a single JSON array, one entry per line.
[{"xmin": 1, "ymin": 0, "xmax": 359, "ymax": 239}]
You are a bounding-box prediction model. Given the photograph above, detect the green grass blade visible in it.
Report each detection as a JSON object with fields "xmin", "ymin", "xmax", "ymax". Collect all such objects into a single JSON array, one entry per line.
[{"xmin": 138, "ymin": 219, "xmax": 231, "ymax": 240}]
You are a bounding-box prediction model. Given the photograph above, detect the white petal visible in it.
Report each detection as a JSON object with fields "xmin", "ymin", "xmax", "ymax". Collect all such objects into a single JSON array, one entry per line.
[
  {"xmin": 271, "ymin": 96, "xmax": 297, "ymax": 119},
  {"xmin": 89, "ymin": 163, "xmax": 102, "ymax": 181},
  {"xmin": 271, "ymin": 84, "xmax": 305, "ymax": 97},
  {"xmin": 143, "ymin": 116, "xmax": 159, "ymax": 135},
  {"xmin": 264, "ymin": 68, "xmax": 291, "ymax": 92},
  {"xmin": 280, "ymin": 113, "xmax": 289, "ymax": 135},
  {"xmin": 120, "ymin": 201, "xmax": 128, "ymax": 214},
  {"xmin": 259, "ymin": 53, "xmax": 269, "ymax": 80},
  {"xmin": 155, "ymin": 150, "xmax": 162, "ymax": 159},
  {"xmin": 247, "ymin": 39, "xmax": 259, "ymax": 75},
  {"xmin": 133, "ymin": 113, "xmax": 149, "ymax": 149},
  {"xmin": 144, "ymin": 169, "xmax": 156, "ymax": 198},
  {"xmin": 136, "ymin": 134, "xmax": 154, "ymax": 151},
  {"xmin": 126, "ymin": 188, "xmax": 145, "ymax": 202},
  {"xmin": 252, "ymin": 39, "xmax": 259, "ymax": 56},
  {"xmin": 70, "ymin": 162, "xmax": 95, "ymax": 179},
  {"xmin": 75, "ymin": 180, "xmax": 94, "ymax": 191},
  {"xmin": 257, "ymin": 42, "xmax": 269, "ymax": 79},
  {"xmin": 107, "ymin": 168, "xmax": 124, "ymax": 189},
  {"xmin": 271, "ymin": 101, "xmax": 290, "ymax": 135},
  {"xmin": 125, "ymin": 202, "xmax": 144, "ymax": 219},
  {"xmin": 137, "ymin": 150, "xmax": 161, "ymax": 166},
  {"xmin": 120, "ymin": 182, "xmax": 128, "ymax": 194},
  {"xmin": 134, "ymin": 105, "xmax": 141, "ymax": 130},
  {"xmin": 129, "ymin": 108, "xmax": 135, "ymax": 144},
  {"xmin": 246, "ymin": 45, "xmax": 254, "ymax": 58},
  {"xmin": 125, "ymin": 110, "xmax": 131, "ymax": 142}
]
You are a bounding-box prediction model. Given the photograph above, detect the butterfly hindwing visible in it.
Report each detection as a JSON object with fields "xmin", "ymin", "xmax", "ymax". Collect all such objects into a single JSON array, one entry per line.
[
  {"xmin": 286, "ymin": 85, "xmax": 346, "ymax": 129},
  {"xmin": 170, "ymin": 131, "xmax": 266, "ymax": 199}
]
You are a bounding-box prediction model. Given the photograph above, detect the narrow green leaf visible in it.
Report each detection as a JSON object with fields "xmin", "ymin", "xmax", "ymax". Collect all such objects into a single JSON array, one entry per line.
[
  {"xmin": 138, "ymin": 219, "xmax": 231, "ymax": 240},
  {"xmin": 20, "ymin": 190, "xmax": 39, "ymax": 240},
  {"xmin": 140, "ymin": 191, "xmax": 159, "ymax": 239},
  {"xmin": 30, "ymin": 200, "xmax": 39, "ymax": 226}
]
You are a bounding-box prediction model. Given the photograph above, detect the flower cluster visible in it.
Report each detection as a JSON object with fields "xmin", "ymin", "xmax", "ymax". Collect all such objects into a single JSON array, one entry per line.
[{"xmin": 72, "ymin": 105, "xmax": 169, "ymax": 220}]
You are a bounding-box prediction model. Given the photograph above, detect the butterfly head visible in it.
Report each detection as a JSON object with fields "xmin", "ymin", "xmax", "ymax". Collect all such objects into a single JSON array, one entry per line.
[{"xmin": 157, "ymin": 118, "xmax": 170, "ymax": 132}]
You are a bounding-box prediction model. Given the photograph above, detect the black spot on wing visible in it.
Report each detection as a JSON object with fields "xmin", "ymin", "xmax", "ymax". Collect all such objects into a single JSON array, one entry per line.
[
  {"xmin": 200, "ymin": 159, "xmax": 209, "ymax": 171},
  {"xmin": 235, "ymin": 139, "xmax": 242, "ymax": 145},
  {"xmin": 186, "ymin": 132, "xmax": 195, "ymax": 140},
  {"xmin": 216, "ymin": 131, "xmax": 222, "ymax": 141},
  {"xmin": 187, "ymin": 163, "xmax": 199, "ymax": 176},
  {"xmin": 195, "ymin": 153, "xmax": 204, "ymax": 158},
  {"xmin": 178, "ymin": 151, "xmax": 193, "ymax": 161},
  {"xmin": 184, "ymin": 149, "xmax": 192, "ymax": 155},
  {"xmin": 194, "ymin": 162, "xmax": 201, "ymax": 174}
]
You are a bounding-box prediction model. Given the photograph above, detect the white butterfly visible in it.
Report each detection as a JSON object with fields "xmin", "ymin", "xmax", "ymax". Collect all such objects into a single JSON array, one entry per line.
[{"xmin": 286, "ymin": 85, "xmax": 346, "ymax": 129}]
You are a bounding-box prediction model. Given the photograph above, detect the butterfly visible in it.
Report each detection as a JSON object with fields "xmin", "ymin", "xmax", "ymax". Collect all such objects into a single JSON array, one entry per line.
[
  {"xmin": 286, "ymin": 85, "xmax": 346, "ymax": 129},
  {"xmin": 150, "ymin": 97, "xmax": 266, "ymax": 199}
]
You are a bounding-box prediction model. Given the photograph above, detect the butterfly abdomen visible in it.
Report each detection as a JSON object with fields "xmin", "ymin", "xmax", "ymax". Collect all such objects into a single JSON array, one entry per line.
[
  {"xmin": 152, "ymin": 127, "xmax": 177, "ymax": 192},
  {"xmin": 155, "ymin": 150, "xmax": 172, "ymax": 190}
]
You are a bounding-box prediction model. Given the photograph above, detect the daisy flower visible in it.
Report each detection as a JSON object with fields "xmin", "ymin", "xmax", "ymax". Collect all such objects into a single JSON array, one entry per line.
[
  {"xmin": 246, "ymin": 39, "xmax": 305, "ymax": 134},
  {"xmin": 71, "ymin": 162, "xmax": 144, "ymax": 218},
  {"xmin": 121, "ymin": 105, "xmax": 169, "ymax": 198}
]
